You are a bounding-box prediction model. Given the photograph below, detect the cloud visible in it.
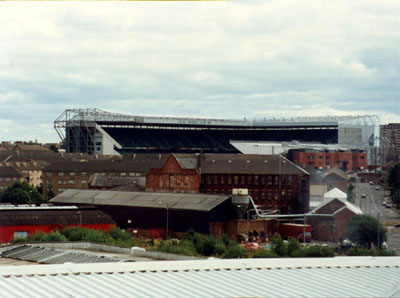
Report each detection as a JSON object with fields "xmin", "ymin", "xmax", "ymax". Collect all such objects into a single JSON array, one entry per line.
[{"xmin": 0, "ymin": 1, "xmax": 399, "ymax": 142}]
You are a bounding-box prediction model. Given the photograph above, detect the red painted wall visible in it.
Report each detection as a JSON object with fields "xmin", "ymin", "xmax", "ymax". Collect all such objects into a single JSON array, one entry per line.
[{"xmin": 0, "ymin": 224, "xmax": 115, "ymax": 243}]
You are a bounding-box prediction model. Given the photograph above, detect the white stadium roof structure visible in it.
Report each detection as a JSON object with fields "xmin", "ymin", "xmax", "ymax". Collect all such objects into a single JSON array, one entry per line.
[{"xmin": 0, "ymin": 257, "xmax": 399, "ymax": 298}]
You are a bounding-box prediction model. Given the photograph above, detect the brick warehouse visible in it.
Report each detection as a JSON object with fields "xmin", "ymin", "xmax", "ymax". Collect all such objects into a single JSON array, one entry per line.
[
  {"xmin": 289, "ymin": 149, "xmax": 367, "ymax": 172},
  {"xmin": 306, "ymin": 198, "xmax": 362, "ymax": 242},
  {"xmin": 199, "ymin": 154, "xmax": 310, "ymax": 214},
  {"xmin": 146, "ymin": 154, "xmax": 200, "ymax": 193}
]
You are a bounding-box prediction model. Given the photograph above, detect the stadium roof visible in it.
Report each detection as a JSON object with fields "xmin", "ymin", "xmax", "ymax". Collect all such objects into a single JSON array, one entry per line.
[
  {"xmin": 0, "ymin": 257, "xmax": 399, "ymax": 297},
  {"xmin": 56, "ymin": 109, "xmax": 379, "ymax": 127},
  {"xmin": 51, "ymin": 189, "xmax": 230, "ymax": 212}
]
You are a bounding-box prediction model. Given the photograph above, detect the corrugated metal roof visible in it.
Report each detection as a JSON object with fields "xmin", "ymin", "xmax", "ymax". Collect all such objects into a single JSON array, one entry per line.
[
  {"xmin": 51, "ymin": 189, "xmax": 229, "ymax": 212},
  {"xmin": 0, "ymin": 245, "xmax": 125, "ymax": 264},
  {"xmin": 0, "ymin": 257, "xmax": 399, "ymax": 298}
]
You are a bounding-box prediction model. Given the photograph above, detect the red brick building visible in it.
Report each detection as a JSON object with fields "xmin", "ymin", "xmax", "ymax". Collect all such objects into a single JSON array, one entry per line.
[
  {"xmin": 146, "ymin": 154, "xmax": 200, "ymax": 193},
  {"xmin": 290, "ymin": 149, "xmax": 367, "ymax": 171},
  {"xmin": 200, "ymin": 154, "xmax": 310, "ymax": 214},
  {"xmin": 307, "ymin": 198, "xmax": 362, "ymax": 242}
]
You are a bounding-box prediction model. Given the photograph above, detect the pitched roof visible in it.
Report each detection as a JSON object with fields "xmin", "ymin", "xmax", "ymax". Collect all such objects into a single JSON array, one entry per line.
[
  {"xmin": 0, "ymin": 165, "xmax": 23, "ymax": 178},
  {"xmin": 44, "ymin": 159, "xmax": 166, "ymax": 173},
  {"xmin": 201, "ymin": 154, "xmax": 309, "ymax": 175},
  {"xmin": 51, "ymin": 189, "xmax": 230, "ymax": 212},
  {"xmin": 173, "ymin": 154, "xmax": 199, "ymax": 169},
  {"xmin": 323, "ymin": 187, "xmax": 347, "ymax": 199},
  {"xmin": 309, "ymin": 197, "xmax": 362, "ymax": 215}
]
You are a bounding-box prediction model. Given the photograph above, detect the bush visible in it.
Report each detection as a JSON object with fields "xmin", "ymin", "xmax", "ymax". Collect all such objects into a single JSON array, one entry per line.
[
  {"xmin": 345, "ymin": 215, "xmax": 387, "ymax": 248},
  {"xmin": 271, "ymin": 235, "xmax": 287, "ymax": 257},
  {"xmin": 156, "ymin": 240, "xmax": 197, "ymax": 256},
  {"xmin": 28, "ymin": 232, "xmax": 48, "ymax": 242},
  {"xmin": 287, "ymin": 238, "xmax": 301, "ymax": 257},
  {"xmin": 301, "ymin": 245, "xmax": 334, "ymax": 258},
  {"xmin": 44, "ymin": 231, "xmax": 67, "ymax": 242},
  {"xmin": 222, "ymin": 245, "xmax": 247, "ymax": 259},
  {"xmin": 106, "ymin": 227, "xmax": 131, "ymax": 241},
  {"xmin": 251, "ymin": 248, "xmax": 278, "ymax": 258},
  {"xmin": 346, "ymin": 246, "xmax": 396, "ymax": 256},
  {"xmin": 82, "ymin": 229, "xmax": 105, "ymax": 243}
]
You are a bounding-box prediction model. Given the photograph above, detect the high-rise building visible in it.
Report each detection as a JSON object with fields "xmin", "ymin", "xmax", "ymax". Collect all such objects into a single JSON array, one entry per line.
[{"xmin": 380, "ymin": 123, "xmax": 400, "ymax": 163}]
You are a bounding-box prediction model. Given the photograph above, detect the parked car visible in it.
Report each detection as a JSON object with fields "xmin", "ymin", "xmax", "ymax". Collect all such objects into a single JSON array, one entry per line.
[
  {"xmin": 375, "ymin": 186, "xmax": 380, "ymax": 190},
  {"xmin": 386, "ymin": 203, "xmax": 393, "ymax": 208},
  {"xmin": 361, "ymin": 193, "xmax": 366, "ymax": 198},
  {"xmin": 369, "ymin": 181, "xmax": 374, "ymax": 185},
  {"xmin": 243, "ymin": 242, "xmax": 262, "ymax": 249}
]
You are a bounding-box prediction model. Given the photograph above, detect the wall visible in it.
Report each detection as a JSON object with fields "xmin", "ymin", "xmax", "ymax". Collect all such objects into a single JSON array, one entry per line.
[
  {"xmin": 0, "ymin": 224, "xmax": 115, "ymax": 243},
  {"xmin": 201, "ymin": 173, "xmax": 310, "ymax": 214},
  {"xmin": 146, "ymin": 156, "xmax": 200, "ymax": 193}
]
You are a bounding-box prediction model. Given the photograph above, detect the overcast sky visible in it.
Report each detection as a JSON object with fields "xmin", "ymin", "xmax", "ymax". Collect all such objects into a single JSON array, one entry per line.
[{"xmin": 0, "ymin": 1, "xmax": 399, "ymax": 143}]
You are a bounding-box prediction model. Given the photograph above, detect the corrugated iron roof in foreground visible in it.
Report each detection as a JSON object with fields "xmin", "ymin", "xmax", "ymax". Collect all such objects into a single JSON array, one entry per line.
[
  {"xmin": 51, "ymin": 189, "xmax": 230, "ymax": 212},
  {"xmin": 0, "ymin": 257, "xmax": 399, "ymax": 298}
]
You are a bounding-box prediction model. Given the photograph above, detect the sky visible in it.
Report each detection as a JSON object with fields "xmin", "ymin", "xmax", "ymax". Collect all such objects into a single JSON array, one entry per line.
[{"xmin": 0, "ymin": 1, "xmax": 399, "ymax": 143}]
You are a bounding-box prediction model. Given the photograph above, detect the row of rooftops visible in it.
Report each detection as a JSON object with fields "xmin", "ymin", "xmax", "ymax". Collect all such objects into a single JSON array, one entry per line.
[{"xmin": 43, "ymin": 154, "xmax": 309, "ymax": 176}]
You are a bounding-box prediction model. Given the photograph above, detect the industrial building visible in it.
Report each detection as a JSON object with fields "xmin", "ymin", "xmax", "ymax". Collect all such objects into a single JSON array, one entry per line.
[{"xmin": 0, "ymin": 205, "xmax": 115, "ymax": 243}]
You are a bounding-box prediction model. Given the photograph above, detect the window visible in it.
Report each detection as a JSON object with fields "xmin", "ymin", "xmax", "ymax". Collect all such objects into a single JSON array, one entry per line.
[
  {"xmin": 68, "ymin": 180, "xmax": 74, "ymax": 185},
  {"xmin": 120, "ymin": 172, "xmax": 126, "ymax": 177},
  {"xmin": 248, "ymin": 175, "xmax": 253, "ymax": 185},
  {"xmin": 288, "ymin": 175, "xmax": 292, "ymax": 186},
  {"xmin": 228, "ymin": 175, "xmax": 232, "ymax": 185},
  {"xmin": 14, "ymin": 231, "xmax": 28, "ymax": 240},
  {"xmin": 274, "ymin": 176, "xmax": 279, "ymax": 185},
  {"xmin": 47, "ymin": 173, "xmax": 52, "ymax": 177},
  {"xmin": 268, "ymin": 176, "xmax": 272, "ymax": 185},
  {"xmin": 221, "ymin": 176, "xmax": 225, "ymax": 185},
  {"xmin": 254, "ymin": 175, "xmax": 259, "ymax": 185},
  {"xmin": 58, "ymin": 172, "xmax": 64, "ymax": 177},
  {"xmin": 70, "ymin": 172, "xmax": 75, "ymax": 177},
  {"xmin": 207, "ymin": 176, "xmax": 211, "ymax": 184},
  {"xmin": 214, "ymin": 175, "xmax": 218, "ymax": 185},
  {"xmin": 129, "ymin": 172, "xmax": 136, "ymax": 177},
  {"xmin": 281, "ymin": 176, "xmax": 286, "ymax": 185},
  {"xmin": 81, "ymin": 180, "xmax": 87, "ymax": 184},
  {"xmin": 234, "ymin": 176, "xmax": 238, "ymax": 185},
  {"xmin": 274, "ymin": 193, "xmax": 279, "ymax": 200},
  {"xmin": 81, "ymin": 172, "xmax": 87, "ymax": 177},
  {"xmin": 261, "ymin": 192, "xmax": 265, "ymax": 201},
  {"xmin": 261, "ymin": 176, "xmax": 266, "ymax": 185},
  {"xmin": 319, "ymin": 156, "xmax": 323, "ymax": 159},
  {"xmin": 267, "ymin": 193, "xmax": 272, "ymax": 201},
  {"xmin": 240, "ymin": 175, "xmax": 245, "ymax": 185},
  {"xmin": 281, "ymin": 191, "xmax": 286, "ymax": 200}
]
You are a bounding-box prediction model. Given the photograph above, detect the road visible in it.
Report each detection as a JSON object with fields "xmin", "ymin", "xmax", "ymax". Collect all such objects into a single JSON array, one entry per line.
[{"xmin": 355, "ymin": 182, "xmax": 400, "ymax": 251}]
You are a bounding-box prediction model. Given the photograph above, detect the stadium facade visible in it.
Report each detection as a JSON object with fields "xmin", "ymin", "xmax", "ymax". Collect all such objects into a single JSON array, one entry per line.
[{"xmin": 54, "ymin": 109, "xmax": 378, "ymax": 158}]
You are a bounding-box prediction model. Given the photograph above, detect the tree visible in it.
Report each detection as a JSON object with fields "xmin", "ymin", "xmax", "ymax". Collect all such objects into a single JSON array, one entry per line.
[
  {"xmin": 345, "ymin": 214, "xmax": 387, "ymax": 248},
  {"xmin": 2, "ymin": 181, "xmax": 44, "ymax": 205},
  {"xmin": 388, "ymin": 163, "xmax": 400, "ymax": 209},
  {"xmin": 347, "ymin": 183, "xmax": 355, "ymax": 203}
]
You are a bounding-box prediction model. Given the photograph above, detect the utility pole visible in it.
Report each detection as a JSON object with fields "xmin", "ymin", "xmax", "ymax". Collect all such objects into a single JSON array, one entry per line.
[{"xmin": 377, "ymin": 212, "xmax": 380, "ymax": 248}]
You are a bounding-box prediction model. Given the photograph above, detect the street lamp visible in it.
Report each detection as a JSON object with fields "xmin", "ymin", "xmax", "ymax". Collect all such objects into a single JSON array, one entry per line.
[{"xmin": 158, "ymin": 201, "xmax": 177, "ymax": 239}]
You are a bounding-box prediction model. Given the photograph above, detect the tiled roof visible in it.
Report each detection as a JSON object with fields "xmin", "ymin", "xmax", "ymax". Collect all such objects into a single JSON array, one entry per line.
[{"xmin": 201, "ymin": 154, "xmax": 309, "ymax": 175}]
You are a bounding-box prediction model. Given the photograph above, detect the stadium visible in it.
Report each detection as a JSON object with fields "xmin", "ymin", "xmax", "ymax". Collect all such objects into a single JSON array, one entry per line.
[{"xmin": 54, "ymin": 109, "xmax": 378, "ymax": 156}]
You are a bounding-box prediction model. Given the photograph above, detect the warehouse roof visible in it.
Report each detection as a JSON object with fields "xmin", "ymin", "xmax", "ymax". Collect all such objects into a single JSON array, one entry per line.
[
  {"xmin": 51, "ymin": 189, "xmax": 229, "ymax": 212},
  {"xmin": 0, "ymin": 206, "xmax": 115, "ymax": 226},
  {"xmin": 0, "ymin": 257, "xmax": 398, "ymax": 297},
  {"xmin": 201, "ymin": 154, "xmax": 309, "ymax": 175},
  {"xmin": 0, "ymin": 245, "xmax": 124, "ymax": 264}
]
